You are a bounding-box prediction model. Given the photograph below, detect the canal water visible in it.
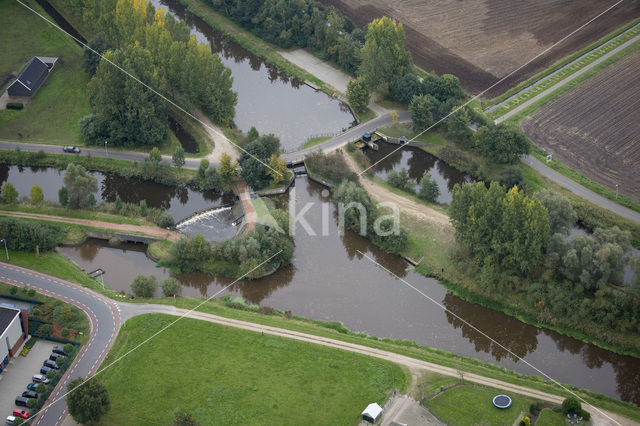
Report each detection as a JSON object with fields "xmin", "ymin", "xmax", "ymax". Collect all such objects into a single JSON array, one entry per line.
[
  {"xmin": 363, "ymin": 142, "xmax": 473, "ymax": 204},
  {"xmin": 148, "ymin": 0, "xmax": 356, "ymax": 152},
  {"xmin": 51, "ymin": 173, "xmax": 640, "ymax": 406}
]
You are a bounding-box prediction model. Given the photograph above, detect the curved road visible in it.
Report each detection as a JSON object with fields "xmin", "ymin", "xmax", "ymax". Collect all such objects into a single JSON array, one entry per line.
[
  {"xmin": 0, "ymin": 263, "xmax": 120, "ymax": 426},
  {"xmin": 0, "ymin": 265, "xmax": 634, "ymax": 425}
]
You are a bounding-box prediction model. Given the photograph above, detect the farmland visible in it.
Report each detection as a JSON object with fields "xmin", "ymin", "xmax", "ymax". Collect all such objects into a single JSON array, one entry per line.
[
  {"xmin": 521, "ymin": 49, "xmax": 640, "ymax": 202},
  {"xmin": 320, "ymin": 0, "xmax": 640, "ymax": 95}
]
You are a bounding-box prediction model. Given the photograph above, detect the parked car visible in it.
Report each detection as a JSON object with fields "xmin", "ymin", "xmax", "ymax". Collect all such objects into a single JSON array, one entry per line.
[
  {"xmin": 26, "ymin": 383, "xmax": 39, "ymax": 391},
  {"xmin": 43, "ymin": 359, "xmax": 59, "ymax": 370},
  {"xmin": 6, "ymin": 415, "xmax": 16, "ymax": 425},
  {"xmin": 62, "ymin": 146, "xmax": 80, "ymax": 153},
  {"xmin": 21, "ymin": 390, "xmax": 37, "ymax": 399},
  {"xmin": 32, "ymin": 374, "xmax": 50, "ymax": 384},
  {"xmin": 49, "ymin": 353, "xmax": 65, "ymax": 362},
  {"xmin": 52, "ymin": 346, "xmax": 67, "ymax": 356},
  {"xmin": 12, "ymin": 409, "xmax": 29, "ymax": 419},
  {"xmin": 14, "ymin": 396, "xmax": 29, "ymax": 407},
  {"xmin": 40, "ymin": 366, "xmax": 52, "ymax": 375}
]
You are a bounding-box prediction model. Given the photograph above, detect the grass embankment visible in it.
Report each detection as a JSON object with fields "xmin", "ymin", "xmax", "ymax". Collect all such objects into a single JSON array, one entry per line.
[
  {"xmin": 119, "ymin": 296, "xmax": 640, "ymax": 422},
  {"xmin": 482, "ymin": 18, "xmax": 640, "ymax": 108},
  {"xmin": 427, "ymin": 384, "xmax": 532, "ymax": 425},
  {"xmin": 0, "ymin": 0, "xmax": 90, "ymax": 145},
  {"xmin": 98, "ymin": 314, "xmax": 406, "ymax": 425},
  {"xmin": 301, "ymin": 136, "xmax": 331, "ymax": 149},
  {"xmin": 0, "ymin": 204, "xmax": 154, "ymax": 227}
]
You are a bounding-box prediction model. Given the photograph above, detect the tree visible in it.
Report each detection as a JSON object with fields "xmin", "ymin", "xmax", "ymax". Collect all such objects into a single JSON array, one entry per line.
[
  {"xmin": 409, "ymin": 95, "xmax": 437, "ymax": 131},
  {"xmin": 67, "ymin": 376, "xmax": 111, "ymax": 424},
  {"xmin": 247, "ymin": 126, "xmax": 259, "ymax": 142},
  {"xmin": 534, "ymin": 190, "xmax": 577, "ymax": 235},
  {"xmin": 1, "ymin": 182, "xmax": 18, "ymax": 203},
  {"xmin": 58, "ymin": 187, "xmax": 69, "ymax": 207},
  {"xmin": 239, "ymin": 135, "xmax": 281, "ymax": 190},
  {"xmin": 172, "ymin": 146, "xmax": 185, "ymax": 169},
  {"xmin": 561, "ymin": 397, "xmax": 582, "ymax": 416},
  {"xmin": 496, "ymin": 165, "xmax": 525, "ymax": 191},
  {"xmin": 173, "ymin": 411, "xmax": 200, "ymax": 426},
  {"xmin": 157, "ymin": 211, "xmax": 174, "ymax": 228},
  {"xmin": 139, "ymin": 200, "xmax": 148, "ymax": 217},
  {"xmin": 30, "ymin": 185, "xmax": 44, "ymax": 204},
  {"xmin": 358, "ymin": 16, "xmax": 413, "ymax": 95},
  {"xmin": 161, "ymin": 277, "xmax": 182, "ymax": 297},
  {"xmin": 390, "ymin": 73, "xmax": 423, "ymax": 103},
  {"xmin": 387, "ymin": 168, "xmax": 415, "ymax": 193},
  {"xmin": 390, "ymin": 110, "xmax": 398, "ymax": 124},
  {"xmin": 346, "ymin": 78, "xmax": 370, "ymax": 113},
  {"xmin": 267, "ymin": 154, "xmax": 288, "ymax": 185},
  {"xmin": 130, "ymin": 275, "xmax": 157, "ymax": 297},
  {"xmin": 198, "ymin": 159, "xmax": 209, "ymax": 179},
  {"xmin": 333, "ymin": 181, "xmax": 375, "ymax": 235},
  {"xmin": 149, "ymin": 147, "xmax": 162, "ymax": 163},
  {"xmin": 83, "ymin": 34, "xmax": 111, "ymax": 76},
  {"xmin": 447, "ymin": 107, "xmax": 474, "ymax": 147},
  {"xmin": 476, "ymin": 124, "xmax": 530, "ymax": 164},
  {"xmin": 630, "ymin": 253, "xmax": 640, "ymax": 288},
  {"xmin": 418, "ymin": 172, "xmax": 440, "ymax": 202},
  {"xmin": 218, "ymin": 152, "xmax": 238, "ymax": 182},
  {"xmin": 63, "ymin": 163, "xmax": 98, "ymax": 208}
]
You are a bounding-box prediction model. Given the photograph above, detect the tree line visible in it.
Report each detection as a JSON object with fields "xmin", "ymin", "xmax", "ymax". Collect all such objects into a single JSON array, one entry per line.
[{"xmin": 57, "ymin": 0, "xmax": 237, "ymax": 148}]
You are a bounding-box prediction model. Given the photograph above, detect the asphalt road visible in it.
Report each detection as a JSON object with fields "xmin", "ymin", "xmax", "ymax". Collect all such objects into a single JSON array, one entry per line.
[{"xmin": 0, "ymin": 263, "xmax": 120, "ymax": 426}]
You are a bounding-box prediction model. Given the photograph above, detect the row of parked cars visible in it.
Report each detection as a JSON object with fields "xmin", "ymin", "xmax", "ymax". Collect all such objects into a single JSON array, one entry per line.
[{"xmin": 6, "ymin": 346, "xmax": 67, "ymax": 425}]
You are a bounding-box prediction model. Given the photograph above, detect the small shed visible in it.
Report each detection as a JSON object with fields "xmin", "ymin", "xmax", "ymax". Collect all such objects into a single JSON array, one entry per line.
[
  {"xmin": 362, "ymin": 402, "xmax": 383, "ymax": 423},
  {"xmin": 7, "ymin": 56, "xmax": 58, "ymax": 98}
]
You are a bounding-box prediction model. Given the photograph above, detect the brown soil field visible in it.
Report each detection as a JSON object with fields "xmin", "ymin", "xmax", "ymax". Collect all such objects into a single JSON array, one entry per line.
[
  {"xmin": 521, "ymin": 49, "xmax": 640, "ymax": 202},
  {"xmin": 320, "ymin": 0, "xmax": 640, "ymax": 96}
]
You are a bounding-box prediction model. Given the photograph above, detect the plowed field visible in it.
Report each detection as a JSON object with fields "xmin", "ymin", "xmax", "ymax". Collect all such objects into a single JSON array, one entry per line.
[
  {"xmin": 521, "ymin": 49, "xmax": 640, "ymax": 202},
  {"xmin": 320, "ymin": 0, "xmax": 640, "ymax": 96}
]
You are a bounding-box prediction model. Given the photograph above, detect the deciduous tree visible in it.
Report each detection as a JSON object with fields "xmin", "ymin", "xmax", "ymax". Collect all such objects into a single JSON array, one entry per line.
[
  {"xmin": 30, "ymin": 185, "xmax": 44, "ymax": 204},
  {"xmin": 346, "ymin": 78, "xmax": 370, "ymax": 113},
  {"xmin": 1, "ymin": 182, "xmax": 18, "ymax": 204},
  {"xmin": 172, "ymin": 146, "xmax": 185, "ymax": 169},
  {"xmin": 63, "ymin": 164, "xmax": 98, "ymax": 209},
  {"xmin": 67, "ymin": 376, "xmax": 111, "ymax": 424}
]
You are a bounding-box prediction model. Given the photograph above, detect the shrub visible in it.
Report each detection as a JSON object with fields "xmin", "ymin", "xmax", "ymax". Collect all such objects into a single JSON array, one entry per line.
[
  {"xmin": 156, "ymin": 211, "xmax": 174, "ymax": 228},
  {"xmin": 519, "ymin": 416, "xmax": 530, "ymax": 426},
  {"xmin": 529, "ymin": 401, "xmax": 543, "ymax": 415},
  {"xmin": 139, "ymin": 200, "xmax": 148, "ymax": 217},
  {"xmin": 161, "ymin": 278, "xmax": 182, "ymax": 297},
  {"xmin": 56, "ymin": 356, "xmax": 66, "ymax": 367},
  {"xmin": 64, "ymin": 343, "xmax": 74, "ymax": 354},
  {"xmin": 27, "ymin": 288, "xmax": 36, "ymax": 297},
  {"xmin": 27, "ymin": 398, "xmax": 37, "ymax": 409},
  {"xmin": 46, "ymin": 369, "xmax": 56, "ymax": 380},
  {"xmin": 0, "ymin": 218, "xmax": 65, "ymax": 251},
  {"xmin": 6, "ymin": 102, "xmax": 24, "ymax": 110},
  {"xmin": 61, "ymin": 328, "xmax": 70, "ymax": 338},
  {"xmin": 40, "ymin": 324, "xmax": 52, "ymax": 335},
  {"xmin": 418, "ymin": 172, "xmax": 440, "ymax": 202},
  {"xmin": 304, "ymin": 150, "xmax": 357, "ymax": 185},
  {"xmin": 580, "ymin": 409, "xmax": 590, "ymax": 420},
  {"xmin": 36, "ymin": 383, "xmax": 45, "ymax": 393},
  {"xmin": 130, "ymin": 275, "xmax": 157, "ymax": 298},
  {"xmin": 387, "ymin": 168, "xmax": 415, "ymax": 193},
  {"xmin": 58, "ymin": 187, "xmax": 69, "ymax": 207},
  {"xmin": 561, "ymin": 397, "xmax": 581, "ymax": 415},
  {"xmin": 10, "ymin": 286, "xmax": 17, "ymax": 295},
  {"xmin": 1, "ymin": 182, "xmax": 18, "ymax": 203},
  {"xmin": 30, "ymin": 185, "xmax": 44, "ymax": 204}
]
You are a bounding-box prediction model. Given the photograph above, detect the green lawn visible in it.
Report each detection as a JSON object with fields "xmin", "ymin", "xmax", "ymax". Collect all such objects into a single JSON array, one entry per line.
[
  {"xmin": 301, "ymin": 136, "xmax": 331, "ymax": 149},
  {"xmin": 427, "ymin": 384, "xmax": 531, "ymax": 425},
  {"xmin": 378, "ymin": 123, "xmax": 448, "ymax": 145},
  {"xmin": 536, "ymin": 408, "xmax": 567, "ymax": 425},
  {"xmin": 0, "ymin": 0, "xmax": 90, "ymax": 144},
  {"xmin": 97, "ymin": 314, "xmax": 407, "ymax": 425},
  {"xmin": 0, "ymin": 204, "xmax": 153, "ymax": 226}
]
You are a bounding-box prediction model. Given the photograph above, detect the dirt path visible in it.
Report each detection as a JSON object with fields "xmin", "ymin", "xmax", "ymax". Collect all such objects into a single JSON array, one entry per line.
[
  {"xmin": 0, "ymin": 211, "xmax": 180, "ymax": 241},
  {"xmin": 194, "ymin": 109, "xmax": 240, "ymax": 163},
  {"xmin": 233, "ymin": 180, "xmax": 256, "ymax": 232},
  {"xmin": 158, "ymin": 307, "xmax": 636, "ymax": 426},
  {"xmin": 278, "ymin": 49, "xmax": 351, "ymax": 94},
  {"xmin": 342, "ymin": 152, "xmax": 452, "ymax": 227}
]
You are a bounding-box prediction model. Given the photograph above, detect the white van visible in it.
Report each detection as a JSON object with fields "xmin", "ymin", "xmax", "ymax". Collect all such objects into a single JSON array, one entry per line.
[{"xmin": 6, "ymin": 416, "xmax": 16, "ymax": 425}]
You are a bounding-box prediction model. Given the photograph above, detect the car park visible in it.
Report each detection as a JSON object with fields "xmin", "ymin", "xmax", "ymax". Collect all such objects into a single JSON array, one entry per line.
[
  {"xmin": 40, "ymin": 366, "xmax": 52, "ymax": 375},
  {"xmin": 21, "ymin": 391, "xmax": 37, "ymax": 399},
  {"xmin": 12, "ymin": 409, "xmax": 29, "ymax": 419},
  {"xmin": 14, "ymin": 397, "xmax": 29, "ymax": 407},
  {"xmin": 32, "ymin": 374, "xmax": 50, "ymax": 384},
  {"xmin": 52, "ymin": 346, "xmax": 67, "ymax": 356},
  {"xmin": 43, "ymin": 359, "xmax": 59, "ymax": 370},
  {"xmin": 62, "ymin": 146, "xmax": 80, "ymax": 153}
]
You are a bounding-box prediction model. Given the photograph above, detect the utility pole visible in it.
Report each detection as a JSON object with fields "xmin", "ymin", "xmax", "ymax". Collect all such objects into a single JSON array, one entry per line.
[
  {"xmin": 615, "ymin": 184, "xmax": 619, "ymax": 200},
  {"xmin": 0, "ymin": 238, "xmax": 8, "ymax": 260}
]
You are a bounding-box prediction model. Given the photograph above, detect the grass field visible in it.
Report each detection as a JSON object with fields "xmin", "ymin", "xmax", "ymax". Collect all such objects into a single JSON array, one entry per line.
[
  {"xmin": 427, "ymin": 384, "xmax": 532, "ymax": 425},
  {"xmin": 521, "ymin": 48, "xmax": 640, "ymax": 203},
  {"xmin": 97, "ymin": 314, "xmax": 407, "ymax": 425},
  {"xmin": 301, "ymin": 136, "xmax": 331, "ymax": 149},
  {"xmin": 322, "ymin": 0, "xmax": 639, "ymax": 95},
  {"xmin": 536, "ymin": 408, "xmax": 567, "ymax": 426},
  {"xmin": 0, "ymin": 0, "xmax": 90, "ymax": 144}
]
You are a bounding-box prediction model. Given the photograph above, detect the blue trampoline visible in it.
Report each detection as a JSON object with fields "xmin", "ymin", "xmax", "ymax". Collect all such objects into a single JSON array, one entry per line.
[{"xmin": 493, "ymin": 395, "xmax": 512, "ymax": 409}]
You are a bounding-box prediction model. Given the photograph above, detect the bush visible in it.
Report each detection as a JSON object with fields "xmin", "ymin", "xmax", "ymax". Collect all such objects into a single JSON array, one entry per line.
[
  {"xmin": 417, "ymin": 172, "xmax": 440, "ymax": 202},
  {"xmin": 56, "ymin": 356, "xmax": 66, "ymax": 367},
  {"xmin": 64, "ymin": 343, "xmax": 74, "ymax": 354},
  {"xmin": 27, "ymin": 288, "xmax": 36, "ymax": 297},
  {"xmin": 161, "ymin": 278, "xmax": 182, "ymax": 297},
  {"xmin": 580, "ymin": 409, "xmax": 590, "ymax": 420},
  {"xmin": 10, "ymin": 286, "xmax": 17, "ymax": 295},
  {"xmin": 6, "ymin": 102, "xmax": 24, "ymax": 110},
  {"xmin": 304, "ymin": 150, "xmax": 357, "ymax": 185},
  {"xmin": 40, "ymin": 324, "xmax": 52, "ymax": 335},
  {"xmin": 529, "ymin": 401, "xmax": 543, "ymax": 415},
  {"xmin": 139, "ymin": 200, "xmax": 148, "ymax": 217},
  {"xmin": 519, "ymin": 416, "xmax": 530, "ymax": 426},
  {"xmin": 46, "ymin": 369, "xmax": 56, "ymax": 380},
  {"xmin": 131, "ymin": 275, "xmax": 158, "ymax": 298},
  {"xmin": 0, "ymin": 217, "xmax": 65, "ymax": 252},
  {"xmin": 27, "ymin": 398, "xmax": 37, "ymax": 409},
  {"xmin": 561, "ymin": 397, "xmax": 581, "ymax": 416},
  {"xmin": 36, "ymin": 383, "xmax": 45, "ymax": 393},
  {"xmin": 156, "ymin": 211, "xmax": 174, "ymax": 228},
  {"xmin": 61, "ymin": 328, "xmax": 70, "ymax": 338},
  {"xmin": 387, "ymin": 168, "xmax": 415, "ymax": 193},
  {"xmin": 1, "ymin": 182, "xmax": 18, "ymax": 203}
]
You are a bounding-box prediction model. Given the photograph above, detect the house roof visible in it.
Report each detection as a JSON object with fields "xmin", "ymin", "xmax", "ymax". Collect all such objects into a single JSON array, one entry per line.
[
  {"xmin": 14, "ymin": 57, "xmax": 49, "ymax": 92},
  {"xmin": 362, "ymin": 402, "xmax": 383, "ymax": 419},
  {"xmin": 0, "ymin": 306, "xmax": 21, "ymax": 335}
]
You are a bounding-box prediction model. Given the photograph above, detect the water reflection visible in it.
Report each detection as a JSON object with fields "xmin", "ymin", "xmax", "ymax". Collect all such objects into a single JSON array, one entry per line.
[
  {"xmin": 148, "ymin": 0, "xmax": 356, "ymax": 151},
  {"xmin": 363, "ymin": 142, "xmax": 472, "ymax": 203}
]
